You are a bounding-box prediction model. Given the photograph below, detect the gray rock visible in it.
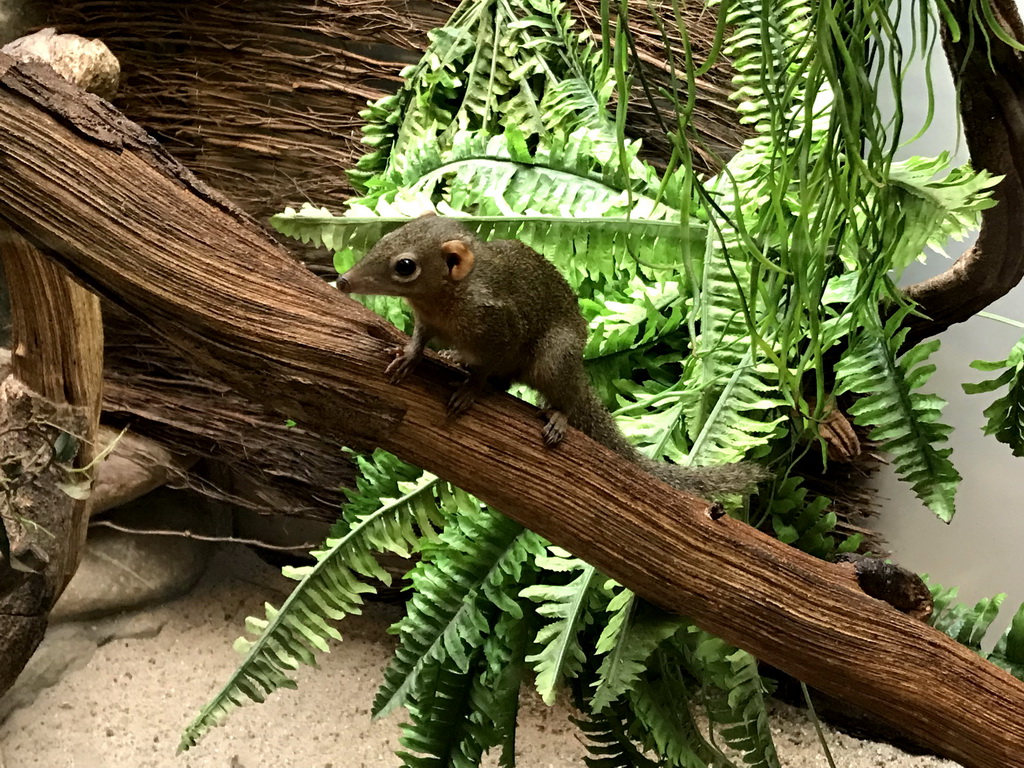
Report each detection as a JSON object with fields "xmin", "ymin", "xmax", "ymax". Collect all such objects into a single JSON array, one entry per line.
[{"xmin": 52, "ymin": 490, "xmax": 218, "ymax": 622}]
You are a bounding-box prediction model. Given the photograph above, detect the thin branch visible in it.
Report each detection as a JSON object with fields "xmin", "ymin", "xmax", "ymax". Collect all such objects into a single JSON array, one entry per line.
[{"xmin": 88, "ymin": 520, "xmax": 318, "ymax": 553}]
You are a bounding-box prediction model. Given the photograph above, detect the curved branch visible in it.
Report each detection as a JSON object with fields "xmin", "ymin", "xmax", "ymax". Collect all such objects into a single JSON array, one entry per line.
[
  {"xmin": 1, "ymin": 53, "xmax": 1023, "ymax": 768},
  {"xmin": 903, "ymin": 0, "xmax": 1024, "ymax": 344}
]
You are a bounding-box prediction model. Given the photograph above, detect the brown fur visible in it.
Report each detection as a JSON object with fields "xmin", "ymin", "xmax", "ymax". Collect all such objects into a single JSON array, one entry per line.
[{"xmin": 339, "ymin": 215, "xmax": 769, "ymax": 498}]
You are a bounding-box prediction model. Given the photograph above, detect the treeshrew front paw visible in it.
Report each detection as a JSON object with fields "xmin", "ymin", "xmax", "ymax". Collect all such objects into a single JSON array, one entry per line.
[
  {"xmin": 447, "ymin": 382, "xmax": 479, "ymax": 416},
  {"xmin": 385, "ymin": 345, "xmax": 419, "ymax": 384}
]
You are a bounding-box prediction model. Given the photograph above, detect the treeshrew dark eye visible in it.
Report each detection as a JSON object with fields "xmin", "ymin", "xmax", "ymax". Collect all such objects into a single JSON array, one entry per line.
[{"xmin": 395, "ymin": 258, "xmax": 417, "ymax": 277}]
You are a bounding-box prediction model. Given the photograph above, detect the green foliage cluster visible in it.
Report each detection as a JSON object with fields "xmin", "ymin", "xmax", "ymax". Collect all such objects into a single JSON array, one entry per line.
[
  {"xmin": 964, "ymin": 335, "xmax": 1024, "ymax": 456},
  {"xmin": 180, "ymin": 0, "xmax": 1024, "ymax": 764},
  {"xmin": 927, "ymin": 578, "xmax": 1024, "ymax": 681}
]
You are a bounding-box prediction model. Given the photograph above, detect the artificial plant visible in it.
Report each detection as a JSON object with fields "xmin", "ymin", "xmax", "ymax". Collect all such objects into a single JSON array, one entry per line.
[{"xmin": 180, "ymin": 0, "xmax": 1024, "ymax": 764}]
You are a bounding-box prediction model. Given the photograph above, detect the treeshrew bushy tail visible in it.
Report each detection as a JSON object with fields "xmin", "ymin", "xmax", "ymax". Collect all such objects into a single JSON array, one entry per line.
[{"xmin": 566, "ymin": 384, "xmax": 769, "ymax": 499}]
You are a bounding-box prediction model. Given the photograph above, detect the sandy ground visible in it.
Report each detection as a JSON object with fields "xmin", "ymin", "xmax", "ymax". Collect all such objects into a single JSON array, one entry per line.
[{"xmin": 0, "ymin": 545, "xmax": 960, "ymax": 768}]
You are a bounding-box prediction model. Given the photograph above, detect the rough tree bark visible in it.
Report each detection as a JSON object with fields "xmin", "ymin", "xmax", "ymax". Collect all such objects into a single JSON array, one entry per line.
[
  {"xmin": 0, "ymin": 28, "xmax": 114, "ymax": 698},
  {"xmin": 1, "ymin": 53, "xmax": 1023, "ymax": 768}
]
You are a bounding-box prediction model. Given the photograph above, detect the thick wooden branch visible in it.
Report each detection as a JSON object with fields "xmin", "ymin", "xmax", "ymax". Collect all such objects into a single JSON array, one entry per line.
[
  {"xmin": 1, "ymin": 235, "xmax": 103, "ymax": 579},
  {"xmin": 903, "ymin": 0, "xmax": 1024, "ymax": 343},
  {"xmin": 1, "ymin": 54, "xmax": 1024, "ymax": 768},
  {"xmin": 0, "ymin": 29, "xmax": 114, "ymax": 698}
]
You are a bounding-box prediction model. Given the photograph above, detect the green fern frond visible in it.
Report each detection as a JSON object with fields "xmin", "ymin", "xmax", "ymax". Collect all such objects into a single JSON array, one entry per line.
[
  {"xmin": 397, "ymin": 610, "xmax": 532, "ymax": 768},
  {"xmin": 179, "ymin": 451, "xmax": 441, "ymax": 752},
  {"xmin": 391, "ymin": 520, "xmax": 540, "ymax": 767},
  {"xmin": 396, "ymin": 654, "xmax": 482, "ymax": 768},
  {"xmin": 765, "ymin": 476, "xmax": 860, "ymax": 559},
  {"xmin": 475, "ymin": 609, "xmax": 533, "ymax": 767},
  {"xmin": 835, "ymin": 309, "xmax": 960, "ymax": 521},
  {"xmin": 272, "ymin": 205, "xmax": 706, "ymax": 289},
  {"xmin": 614, "ymin": 379, "xmax": 692, "ymax": 465},
  {"xmin": 720, "ymin": 0, "xmax": 817, "ymax": 136},
  {"xmin": 628, "ymin": 654, "xmax": 723, "ymax": 768},
  {"xmin": 990, "ymin": 603, "xmax": 1024, "ymax": 682},
  {"xmin": 373, "ymin": 511, "xmax": 544, "ymax": 718},
  {"xmin": 685, "ymin": 357, "xmax": 787, "ymax": 467},
  {"xmin": 927, "ymin": 579, "xmax": 1005, "ymax": 652},
  {"xmin": 522, "ymin": 549, "xmax": 608, "ymax": 705},
  {"xmin": 591, "ymin": 588, "xmax": 683, "ymax": 713},
  {"xmin": 964, "ymin": 337, "xmax": 1024, "ymax": 456},
  {"xmin": 582, "ymin": 279, "xmax": 687, "ymax": 356},
  {"xmin": 883, "ymin": 154, "xmax": 999, "ymax": 268},
  {"xmin": 926, "ymin": 577, "xmax": 1024, "ymax": 683},
  {"xmin": 685, "ymin": 632, "xmax": 781, "ymax": 768},
  {"xmin": 571, "ymin": 702, "xmax": 662, "ymax": 768}
]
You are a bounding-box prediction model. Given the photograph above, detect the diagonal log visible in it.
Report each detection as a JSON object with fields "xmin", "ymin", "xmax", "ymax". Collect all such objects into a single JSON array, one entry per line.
[
  {"xmin": 903, "ymin": 0, "xmax": 1024, "ymax": 343},
  {"xmin": 0, "ymin": 52, "xmax": 1023, "ymax": 768}
]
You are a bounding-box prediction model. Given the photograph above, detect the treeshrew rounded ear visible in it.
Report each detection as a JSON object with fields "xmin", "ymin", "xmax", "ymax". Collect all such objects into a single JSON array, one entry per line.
[
  {"xmin": 441, "ymin": 240, "xmax": 475, "ymax": 281},
  {"xmin": 417, "ymin": 210, "xmax": 437, "ymax": 219}
]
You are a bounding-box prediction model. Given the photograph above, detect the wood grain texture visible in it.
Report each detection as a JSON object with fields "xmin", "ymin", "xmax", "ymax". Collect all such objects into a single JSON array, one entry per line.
[
  {"xmin": 2, "ymin": 235, "xmax": 102, "ymax": 580},
  {"xmin": 1, "ymin": 53, "xmax": 1023, "ymax": 768}
]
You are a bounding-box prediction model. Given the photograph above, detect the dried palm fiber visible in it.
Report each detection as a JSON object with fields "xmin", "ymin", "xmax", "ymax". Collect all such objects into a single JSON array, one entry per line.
[
  {"xmin": 99, "ymin": 303, "xmax": 353, "ymax": 522},
  {"xmin": 43, "ymin": 0, "xmax": 749, "ymax": 241}
]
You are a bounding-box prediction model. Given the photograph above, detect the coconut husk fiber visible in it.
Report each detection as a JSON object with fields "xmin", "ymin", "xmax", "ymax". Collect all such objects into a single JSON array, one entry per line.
[{"xmin": 42, "ymin": 0, "xmax": 749, "ymax": 243}]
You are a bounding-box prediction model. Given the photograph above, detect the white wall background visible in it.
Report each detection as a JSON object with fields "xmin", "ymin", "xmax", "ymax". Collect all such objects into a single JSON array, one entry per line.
[{"xmin": 873, "ymin": 3, "xmax": 1024, "ymax": 641}]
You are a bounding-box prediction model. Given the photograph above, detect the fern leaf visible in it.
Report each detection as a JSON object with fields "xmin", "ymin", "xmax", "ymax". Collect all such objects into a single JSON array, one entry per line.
[
  {"xmin": 179, "ymin": 452, "xmax": 442, "ymax": 752},
  {"xmin": 990, "ymin": 602, "xmax": 1024, "ymax": 681},
  {"xmin": 765, "ymin": 476, "xmax": 859, "ymax": 558},
  {"xmin": 835, "ymin": 309, "xmax": 960, "ymax": 521},
  {"xmin": 396, "ymin": 654, "xmax": 481, "ymax": 768},
  {"xmin": 685, "ymin": 357, "xmax": 787, "ymax": 467},
  {"xmin": 964, "ymin": 337, "xmax": 1024, "ymax": 456},
  {"xmin": 686, "ymin": 632, "xmax": 781, "ymax": 768},
  {"xmin": 477, "ymin": 608, "xmax": 533, "ymax": 767},
  {"xmin": 373, "ymin": 511, "xmax": 543, "ymax": 718},
  {"xmin": 571, "ymin": 703, "xmax": 661, "ymax": 768},
  {"xmin": 628, "ymin": 657, "xmax": 720, "ymax": 768},
  {"xmin": 927, "ymin": 578, "xmax": 1006, "ymax": 652},
  {"xmin": 522, "ymin": 549, "xmax": 607, "ymax": 704},
  {"xmin": 591, "ymin": 589, "xmax": 684, "ymax": 712},
  {"xmin": 397, "ymin": 609, "xmax": 532, "ymax": 768}
]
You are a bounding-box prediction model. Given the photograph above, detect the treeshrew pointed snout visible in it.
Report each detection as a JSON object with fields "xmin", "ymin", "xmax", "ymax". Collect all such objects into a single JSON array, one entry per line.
[{"xmin": 337, "ymin": 275, "xmax": 351, "ymax": 293}]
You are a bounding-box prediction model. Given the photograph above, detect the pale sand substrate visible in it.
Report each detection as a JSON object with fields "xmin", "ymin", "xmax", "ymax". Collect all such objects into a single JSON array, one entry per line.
[{"xmin": 0, "ymin": 546, "xmax": 960, "ymax": 768}]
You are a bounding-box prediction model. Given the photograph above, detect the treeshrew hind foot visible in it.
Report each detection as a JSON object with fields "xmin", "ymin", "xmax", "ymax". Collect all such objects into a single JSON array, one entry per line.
[{"xmin": 541, "ymin": 409, "xmax": 568, "ymax": 446}]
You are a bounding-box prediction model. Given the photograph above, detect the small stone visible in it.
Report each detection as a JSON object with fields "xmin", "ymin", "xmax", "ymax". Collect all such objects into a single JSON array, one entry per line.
[{"xmin": 51, "ymin": 490, "xmax": 216, "ymax": 622}]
